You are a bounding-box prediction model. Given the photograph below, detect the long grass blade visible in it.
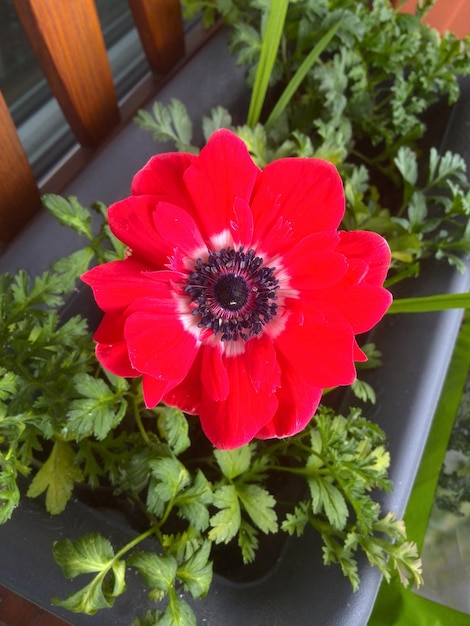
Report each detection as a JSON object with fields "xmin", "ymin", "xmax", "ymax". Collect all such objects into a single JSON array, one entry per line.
[
  {"xmin": 247, "ymin": 0, "xmax": 290, "ymax": 128},
  {"xmin": 265, "ymin": 20, "xmax": 341, "ymax": 130},
  {"xmin": 388, "ymin": 292, "xmax": 470, "ymax": 314}
]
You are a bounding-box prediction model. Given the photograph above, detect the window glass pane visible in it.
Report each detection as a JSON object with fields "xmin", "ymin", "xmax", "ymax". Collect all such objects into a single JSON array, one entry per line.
[
  {"xmin": 97, "ymin": 0, "xmax": 136, "ymax": 46},
  {"xmin": 0, "ymin": 0, "xmax": 48, "ymax": 125}
]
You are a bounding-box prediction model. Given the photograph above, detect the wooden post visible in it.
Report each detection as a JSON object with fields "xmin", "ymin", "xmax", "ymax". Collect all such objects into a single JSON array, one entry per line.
[
  {"xmin": 0, "ymin": 91, "xmax": 41, "ymax": 246},
  {"xmin": 13, "ymin": 0, "xmax": 120, "ymax": 148},
  {"xmin": 128, "ymin": 0, "xmax": 185, "ymax": 73}
]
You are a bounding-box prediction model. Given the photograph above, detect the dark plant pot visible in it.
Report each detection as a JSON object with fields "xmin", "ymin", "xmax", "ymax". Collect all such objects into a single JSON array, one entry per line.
[{"xmin": 1, "ymin": 29, "xmax": 469, "ymax": 626}]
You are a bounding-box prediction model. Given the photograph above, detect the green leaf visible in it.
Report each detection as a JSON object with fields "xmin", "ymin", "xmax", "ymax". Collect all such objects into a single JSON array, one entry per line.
[
  {"xmin": 388, "ymin": 232, "xmax": 422, "ymax": 263},
  {"xmin": 236, "ymin": 483, "xmax": 278, "ymax": 534},
  {"xmin": 116, "ymin": 440, "xmax": 163, "ymax": 494},
  {"xmin": 42, "ymin": 194, "xmax": 93, "ymax": 239},
  {"xmin": 407, "ymin": 191, "xmax": 428, "ymax": 228},
  {"xmin": 235, "ymin": 124, "xmax": 268, "ymax": 166},
  {"xmin": 308, "ymin": 475, "xmax": 349, "ymax": 531},
  {"xmin": 53, "ymin": 534, "xmax": 126, "ymax": 614},
  {"xmin": 53, "ymin": 575, "xmax": 116, "ymax": 614},
  {"xmin": 394, "ymin": 146, "xmax": 418, "ymax": 186},
  {"xmin": 161, "ymin": 592, "xmax": 197, "ymax": 626},
  {"xmin": 157, "ymin": 407, "xmax": 190, "ymax": 455},
  {"xmin": 281, "ymin": 502, "xmax": 310, "ymax": 537},
  {"xmin": 322, "ymin": 533, "xmax": 360, "ymax": 591},
  {"xmin": 10, "ymin": 269, "xmax": 64, "ymax": 309},
  {"xmin": 161, "ymin": 528, "xmax": 203, "ymax": 565},
  {"xmin": 356, "ymin": 343, "xmax": 382, "ymax": 370},
  {"xmin": 0, "ymin": 454, "xmax": 20, "ymax": 524},
  {"xmin": 176, "ymin": 541, "xmax": 213, "ymax": 598},
  {"xmin": 27, "ymin": 439, "xmax": 83, "ymax": 514},
  {"xmin": 361, "ymin": 444, "xmax": 391, "ymax": 477},
  {"xmin": 73, "ymin": 441, "xmax": 104, "ymax": 490},
  {"xmin": 129, "ymin": 552, "xmax": 178, "ymax": 592},
  {"xmin": 53, "ymin": 534, "xmax": 115, "ymax": 578},
  {"xmin": 67, "ymin": 373, "xmax": 128, "ymax": 441},
  {"xmin": 147, "ymin": 457, "xmax": 191, "ymax": 516},
  {"xmin": 134, "ymin": 99, "xmax": 196, "ymax": 152},
  {"xmin": 389, "ymin": 540, "xmax": 423, "ymax": 588},
  {"xmin": 202, "ymin": 106, "xmax": 233, "ymax": 141},
  {"xmin": 428, "ymin": 147, "xmax": 467, "ymax": 187},
  {"xmin": 214, "ymin": 445, "xmax": 252, "ymax": 480},
  {"xmin": 174, "ymin": 470, "xmax": 213, "ymax": 531},
  {"xmin": 350, "ymin": 379, "xmax": 376, "ymax": 404},
  {"xmin": 51, "ymin": 247, "xmax": 95, "ymax": 289},
  {"xmin": 209, "ymin": 484, "xmax": 241, "ymax": 544},
  {"xmin": 0, "ymin": 369, "xmax": 18, "ymax": 402},
  {"xmin": 132, "ymin": 610, "xmax": 163, "ymax": 626},
  {"xmin": 237, "ymin": 519, "xmax": 259, "ymax": 564},
  {"xmin": 230, "ymin": 23, "xmax": 262, "ymax": 70}
]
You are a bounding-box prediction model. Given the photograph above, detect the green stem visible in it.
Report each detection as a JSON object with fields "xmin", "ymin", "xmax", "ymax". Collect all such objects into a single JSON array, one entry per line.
[
  {"xmin": 113, "ymin": 525, "xmax": 158, "ymax": 562},
  {"xmin": 159, "ymin": 496, "xmax": 178, "ymax": 528},
  {"xmin": 265, "ymin": 464, "xmax": 309, "ymax": 475},
  {"xmin": 306, "ymin": 512, "xmax": 338, "ymax": 536},
  {"xmin": 130, "ymin": 386, "xmax": 151, "ymax": 446},
  {"xmin": 349, "ymin": 148, "xmax": 400, "ymax": 185}
]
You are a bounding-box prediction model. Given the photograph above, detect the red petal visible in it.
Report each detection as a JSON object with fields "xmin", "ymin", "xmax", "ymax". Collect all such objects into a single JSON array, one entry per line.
[
  {"xmin": 96, "ymin": 342, "xmax": 136, "ymax": 377},
  {"xmin": 163, "ymin": 351, "xmax": 203, "ymax": 415},
  {"xmin": 281, "ymin": 234, "xmax": 348, "ymax": 291},
  {"xmin": 81, "ymin": 259, "xmax": 174, "ymax": 312},
  {"xmin": 282, "ymin": 230, "xmax": 339, "ymax": 255},
  {"xmin": 124, "ymin": 305, "xmax": 198, "ymax": 382},
  {"xmin": 308, "ymin": 283, "xmax": 392, "ymax": 334},
  {"xmin": 201, "ymin": 345, "xmax": 229, "ymax": 401},
  {"xmin": 336, "ymin": 231, "xmax": 391, "ymax": 285},
  {"xmin": 142, "ymin": 374, "xmax": 173, "ymax": 408},
  {"xmin": 108, "ymin": 196, "xmax": 175, "ymax": 267},
  {"xmin": 153, "ymin": 202, "xmax": 205, "ymax": 255},
  {"xmin": 297, "ymin": 230, "xmax": 392, "ymax": 333},
  {"xmin": 94, "ymin": 309, "xmax": 124, "ymax": 343},
  {"xmin": 274, "ymin": 312, "xmax": 357, "ymax": 388},
  {"xmin": 252, "ymin": 158, "xmax": 344, "ymax": 253},
  {"xmin": 244, "ymin": 333, "xmax": 281, "ymax": 392},
  {"xmin": 92, "ymin": 310, "xmax": 137, "ymax": 377},
  {"xmin": 230, "ymin": 197, "xmax": 254, "ymax": 247},
  {"xmin": 198, "ymin": 354, "xmax": 278, "ymax": 449},
  {"xmin": 183, "ymin": 129, "xmax": 259, "ymax": 241},
  {"xmin": 256, "ymin": 352, "xmax": 322, "ymax": 439},
  {"xmin": 131, "ymin": 151, "xmax": 197, "ymax": 211},
  {"xmin": 354, "ymin": 340, "xmax": 368, "ymax": 362},
  {"xmin": 252, "ymin": 214, "xmax": 294, "ymax": 258}
]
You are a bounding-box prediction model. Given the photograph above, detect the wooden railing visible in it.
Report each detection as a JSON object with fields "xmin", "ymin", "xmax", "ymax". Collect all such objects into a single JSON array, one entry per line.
[{"xmin": 0, "ymin": 0, "xmax": 199, "ymax": 247}]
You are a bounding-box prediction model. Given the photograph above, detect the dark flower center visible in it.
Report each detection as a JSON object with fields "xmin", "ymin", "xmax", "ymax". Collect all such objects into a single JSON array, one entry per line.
[
  {"xmin": 213, "ymin": 274, "xmax": 249, "ymax": 311},
  {"xmin": 184, "ymin": 246, "xmax": 279, "ymax": 342}
]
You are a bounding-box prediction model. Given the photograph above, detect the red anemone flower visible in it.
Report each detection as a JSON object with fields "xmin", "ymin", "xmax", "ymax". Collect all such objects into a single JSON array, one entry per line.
[{"xmin": 82, "ymin": 129, "xmax": 392, "ymax": 449}]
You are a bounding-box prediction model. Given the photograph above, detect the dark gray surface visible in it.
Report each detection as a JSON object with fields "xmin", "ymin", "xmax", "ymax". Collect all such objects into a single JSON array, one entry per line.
[
  {"xmin": 1, "ymin": 28, "xmax": 469, "ymax": 626},
  {"xmin": 0, "ymin": 491, "xmax": 156, "ymax": 625}
]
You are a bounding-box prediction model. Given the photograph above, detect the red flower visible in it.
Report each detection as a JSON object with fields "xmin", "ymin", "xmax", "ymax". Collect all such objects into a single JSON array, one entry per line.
[{"xmin": 82, "ymin": 129, "xmax": 391, "ymax": 449}]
